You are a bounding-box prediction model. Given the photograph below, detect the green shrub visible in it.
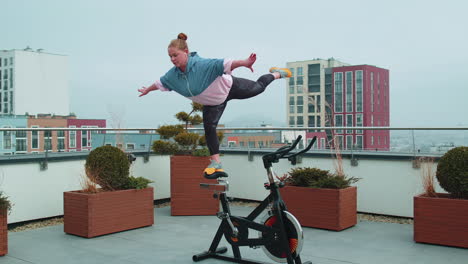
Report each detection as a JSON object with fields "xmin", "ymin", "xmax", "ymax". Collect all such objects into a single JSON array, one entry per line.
[
  {"xmin": 156, "ymin": 125, "xmax": 184, "ymax": 139},
  {"xmin": 152, "ymin": 140, "xmax": 179, "ymax": 155},
  {"xmin": 436, "ymin": 146, "xmax": 468, "ymax": 199},
  {"xmin": 174, "ymin": 132, "xmax": 200, "ymax": 151},
  {"xmin": 125, "ymin": 176, "xmax": 153, "ymax": 190},
  {"xmin": 0, "ymin": 191, "xmax": 12, "ymax": 214},
  {"xmin": 287, "ymin": 167, "xmax": 330, "ymax": 187},
  {"xmin": 192, "ymin": 147, "xmax": 210, "ymax": 157},
  {"xmin": 85, "ymin": 146, "xmax": 130, "ymax": 191},
  {"xmin": 287, "ymin": 167, "xmax": 359, "ymax": 189}
]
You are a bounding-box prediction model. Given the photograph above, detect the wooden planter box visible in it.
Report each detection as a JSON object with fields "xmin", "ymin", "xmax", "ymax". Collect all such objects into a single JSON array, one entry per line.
[
  {"xmin": 171, "ymin": 156, "xmax": 219, "ymax": 216},
  {"xmin": 64, "ymin": 187, "xmax": 154, "ymax": 238},
  {"xmin": 0, "ymin": 210, "xmax": 7, "ymax": 256},
  {"xmin": 281, "ymin": 186, "xmax": 357, "ymax": 231},
  {"xmin": 414, "ymin": 193, "xmax": 468, "ymax": 248}
]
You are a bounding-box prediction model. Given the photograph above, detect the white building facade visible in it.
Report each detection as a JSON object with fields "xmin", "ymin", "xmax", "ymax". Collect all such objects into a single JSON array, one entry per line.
[
  {"xmin": 286, "ymin": 58, "xmax": 349, "ymax": 129},
  {"xmin": 0, "ymin": 48, "xmax": 69, "ymax": 116}
]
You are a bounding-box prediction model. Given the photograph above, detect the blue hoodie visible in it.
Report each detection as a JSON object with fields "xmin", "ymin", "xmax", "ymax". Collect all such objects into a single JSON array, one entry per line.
[{"xmin": 160, "ymin": 52, "xmax": 225, "ymax": 97}]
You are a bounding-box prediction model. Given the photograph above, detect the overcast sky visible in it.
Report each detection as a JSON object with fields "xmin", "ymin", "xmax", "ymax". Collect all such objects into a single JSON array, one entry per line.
[{"xmin": 3, "ymin": 0, "xmax": 467, "ymax": 128}]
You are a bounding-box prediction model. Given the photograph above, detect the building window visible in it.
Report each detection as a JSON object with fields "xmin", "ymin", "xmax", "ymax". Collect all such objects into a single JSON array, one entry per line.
[
  {"xmin": 3, "ymin": 127, "xmax": 12, "ymax": 149},
  {"xmin": 308, "ymin": 115, "xmax": 315, "ymax": 128},
  {"xmin": 345, "ymin": 71, "xmax": 353, "ymax": 112},
  {"xmin": 9, "ymin": 91, "xmax": 13, "ymax": 113},
  {"xmin": 296, "ymin": 76, "xmax": 303, "ymax": 85},
  {"xmin": 31, "ymin": 126, "xmax": 39, "ymax": 149},
  {"xmin": 335, "ymin": 135, "xmax": 343, "ymax": 149},
  {"xmin": 69, "ymin": 126, "xmax": 76, "ymax": 148},
  {"xmin": 314, "ymin": 95, "xmax": 321, "ymax": 113},
  {"xmin": 126, "ymin": 143, "xmax": 135, "ymax": 150},
  {"xmin": 334, "ymin": 114, "xmax": 343, "ymax": 134},
  {"xmin": 334, "ymin": 72, "xmax": 343, "ymax": 113},
  {"xmin": 289, "ymin": 68, "xmax": 295, "ymax": 93},
  {"xmin": 9, "ymin": 69, "xmax": 13, "ymax": 88},
  {"xmin": 308, "ymin": 63, "xmax": 321, "ymax": 93},
  {"xmin": 317, "ymin": 116, "xmax": 321, "ymax": 128},
  {"xmin": 140, "ymin": 144, "xmax": 146, "ymax": 149},
  {"xmin": 296, "ymin": 85, "xmax": 303, "ymax": 93},
  {"xmin": 9, "ymin": 57, "xmax": 13, "ymax": 65},
  {"xmin": 88, "ymin": 126, "xmax": 97, "ymax": 147},
  {"xmin": 356, "ymin": 135, "xmax": 363, "ymax": 150},
  {"xmin": 289, "ymin": 96, "xmax": 295, "ymax": 114},
  {"xmin": 346, "ymin": 114, "xmax": 353, "ymax": 134},
  {"xmin": 320, "ymin": 138, "xmax": 326, "ymax": 149},
  {"xmin": 44, "ymin": 129, "xmax": 52, "ymax": 151},
  {"xmin": 308, "ymin": 99, "xmax": 315, "ymax": 113},
  {"xmin": 356, "ymin": 70, "xmax": 363, "ymax": 112},
  {"xmin": 16, "ymin": 130, "xmax": 27, "ymax": 152},
  {"xmin": 296, "ymin": 96, "xmax": 303, "ymax": 114},
  {"xmin": 57, "ymin": 129, "xmax": 65, "ymax": 151},
  {"xmin": 82, "ymin": 129, "xmax": 88, "ymax": 148},
  {"xmin": 370, "ymin": 72, "xmax": 374, "ymax": 112},
  {"xmin": 346, "ymin": 135, "xmax": 353, "ymax": 150},
  {"xmin": 289, "ymin": 116, "xmax": 295, "ymax": 127},
  {"xmin": 3, "ymin": 59, "xmax": 6, "ymax": 67},
  {"xmin": 297, "ymin": 116, "xmax": 304, "ymax": 127},
  {"xmin": 356, "ymin": 113, "xmax": 363, "ymax": 134}
]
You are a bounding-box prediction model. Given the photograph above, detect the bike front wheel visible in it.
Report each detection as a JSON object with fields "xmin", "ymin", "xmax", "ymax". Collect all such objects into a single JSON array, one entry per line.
[{"xmin": 259, "ymin": 211, "xmax": 304, "ymax": 263}]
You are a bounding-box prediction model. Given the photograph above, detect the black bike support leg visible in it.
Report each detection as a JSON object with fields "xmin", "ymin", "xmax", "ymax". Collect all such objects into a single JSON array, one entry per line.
[
  {"xmin": 274, "ymin": 205, "xmax": 296, "ymax": 264},
  {"xmin": 193, "ymin": 221, "xmax": 228, "ymax": 262}
]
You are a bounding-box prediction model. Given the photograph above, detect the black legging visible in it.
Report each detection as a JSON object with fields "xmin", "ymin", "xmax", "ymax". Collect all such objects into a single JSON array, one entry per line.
[{"xmin": 203, "ymin": 74, "xmax": 275, "ymax": 155}]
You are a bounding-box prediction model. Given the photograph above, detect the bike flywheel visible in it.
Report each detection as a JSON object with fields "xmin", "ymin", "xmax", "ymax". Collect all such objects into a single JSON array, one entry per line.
[{"xmin": 259, "ymin": 211, "xmax": 304, "ymax": 263}]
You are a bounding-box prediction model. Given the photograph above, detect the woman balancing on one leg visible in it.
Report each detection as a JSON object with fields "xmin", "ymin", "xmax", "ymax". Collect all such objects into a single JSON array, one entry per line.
[{"xmin": 138, "ymin": 33, "xmax": 291, "ymax": 179}]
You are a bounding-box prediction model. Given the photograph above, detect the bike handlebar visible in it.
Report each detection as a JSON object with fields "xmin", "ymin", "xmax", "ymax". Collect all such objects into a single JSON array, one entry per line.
[{"xmin": 262, "ymin": 136, "xmax": 317, "ymax": 168}]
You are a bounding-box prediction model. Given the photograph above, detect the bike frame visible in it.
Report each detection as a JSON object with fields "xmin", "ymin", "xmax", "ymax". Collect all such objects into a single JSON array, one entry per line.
[{"xmin": 193, "ymin": 136, "xmax": 316, "ymax": 264}]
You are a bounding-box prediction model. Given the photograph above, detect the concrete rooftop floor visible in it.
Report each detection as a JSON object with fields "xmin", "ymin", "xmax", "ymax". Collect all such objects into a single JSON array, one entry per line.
[{"xmin": 2, "ymin": 206, "xmax": 467, "ymax": 264}]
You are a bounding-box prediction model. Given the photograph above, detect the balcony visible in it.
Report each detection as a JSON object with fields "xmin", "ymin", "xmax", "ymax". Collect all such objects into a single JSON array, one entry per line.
[
  {"xmin": 5, "ymin": 205, "xmax": 468, "ymax": 264},
  {"xmin": 1, "ymin": 127, "xmax": 467, "ymax": 263}
]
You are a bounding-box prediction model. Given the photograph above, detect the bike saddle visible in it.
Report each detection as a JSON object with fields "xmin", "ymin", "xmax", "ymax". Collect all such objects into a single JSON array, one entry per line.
[{"xmin": 204, "ymin": 171, "xmax": 229, "ymax": 180}]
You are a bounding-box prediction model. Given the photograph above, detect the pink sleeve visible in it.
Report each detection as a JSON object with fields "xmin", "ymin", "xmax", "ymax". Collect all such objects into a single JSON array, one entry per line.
[
  {"xmin": 155, "ymin": 80, "xmax": 170, "ymax": 92},
  {"xmin": 224, "ymin": 59, "xmax": 234, "ymax": 75}
]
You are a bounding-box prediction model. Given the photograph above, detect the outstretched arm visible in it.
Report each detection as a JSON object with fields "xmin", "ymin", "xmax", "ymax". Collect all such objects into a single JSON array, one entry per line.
[
  {"xmin": 230, "ymin": 53, "xmax": 256, "ymax": 72},
  {"xmin": 138, "ymin": 83, "xmax": 158, "ymax": 97}
]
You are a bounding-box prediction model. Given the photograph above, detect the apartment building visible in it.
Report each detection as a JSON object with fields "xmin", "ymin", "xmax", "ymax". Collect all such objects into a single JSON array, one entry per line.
[
  {"xmin": 0, "ymin": 48, "xmax": 69, "ymax": 116},
  {"xmin": 286, "ymin": 58, "xmax": 390, "ymax": 150}
]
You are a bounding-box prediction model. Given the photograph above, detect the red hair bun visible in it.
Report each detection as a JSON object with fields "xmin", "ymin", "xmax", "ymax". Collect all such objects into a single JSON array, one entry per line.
[{"xmin": 177, "ymin": 33, "xmax": 188, "ymax": 40}]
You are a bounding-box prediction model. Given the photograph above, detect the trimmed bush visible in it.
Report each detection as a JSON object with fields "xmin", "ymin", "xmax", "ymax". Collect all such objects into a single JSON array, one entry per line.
[
  {"xmin": 192, "ymin": 147, "xmax": 210, "ymax": 157},
  {"xmin": 125, "ymin": 176, "xmax": 153, "ymax": 190},
  {"xmin": 286, "ymin": 167, "xmax": 359, "ymax": 189},
  {"xmin": 152, "ymin": 140, "xmax": 179, "ymax": 155},
  {"xmin": 287, "ymin": 167, "xmax": 330, "ymax": 187},
  {"xmin": 436, "ymin": 146, "xmax": 468, "ymax": 199},
  {"xmin": 156, "ymin": 125, "xmax": 184, "ymax": 139},
  {"xmin": 85, "ymin": 146, "xmax": 130, "ymax": 191},
  {"xmin": 174, "ymin": 132, "xmax": 200, "ymax": 151},
  {"xmin": 0, "ymin": 191, "xmax": 12, "ymax": 214}
]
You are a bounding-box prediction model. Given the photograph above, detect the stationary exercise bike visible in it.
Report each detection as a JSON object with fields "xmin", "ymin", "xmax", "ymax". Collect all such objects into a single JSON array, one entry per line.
[{"xmin": 193, "ymin": 135, "xmax": 316, "ymax": 264}]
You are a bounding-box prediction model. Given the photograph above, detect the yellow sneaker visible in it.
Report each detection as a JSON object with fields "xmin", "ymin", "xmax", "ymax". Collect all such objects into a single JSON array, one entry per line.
[
  {"xmin": 269, "ymin": 67, "xmax": 292, "ymax": 78},
  {"xmin": 203, "ymin": 160, "xmax": 224, "ymax": 176}
]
